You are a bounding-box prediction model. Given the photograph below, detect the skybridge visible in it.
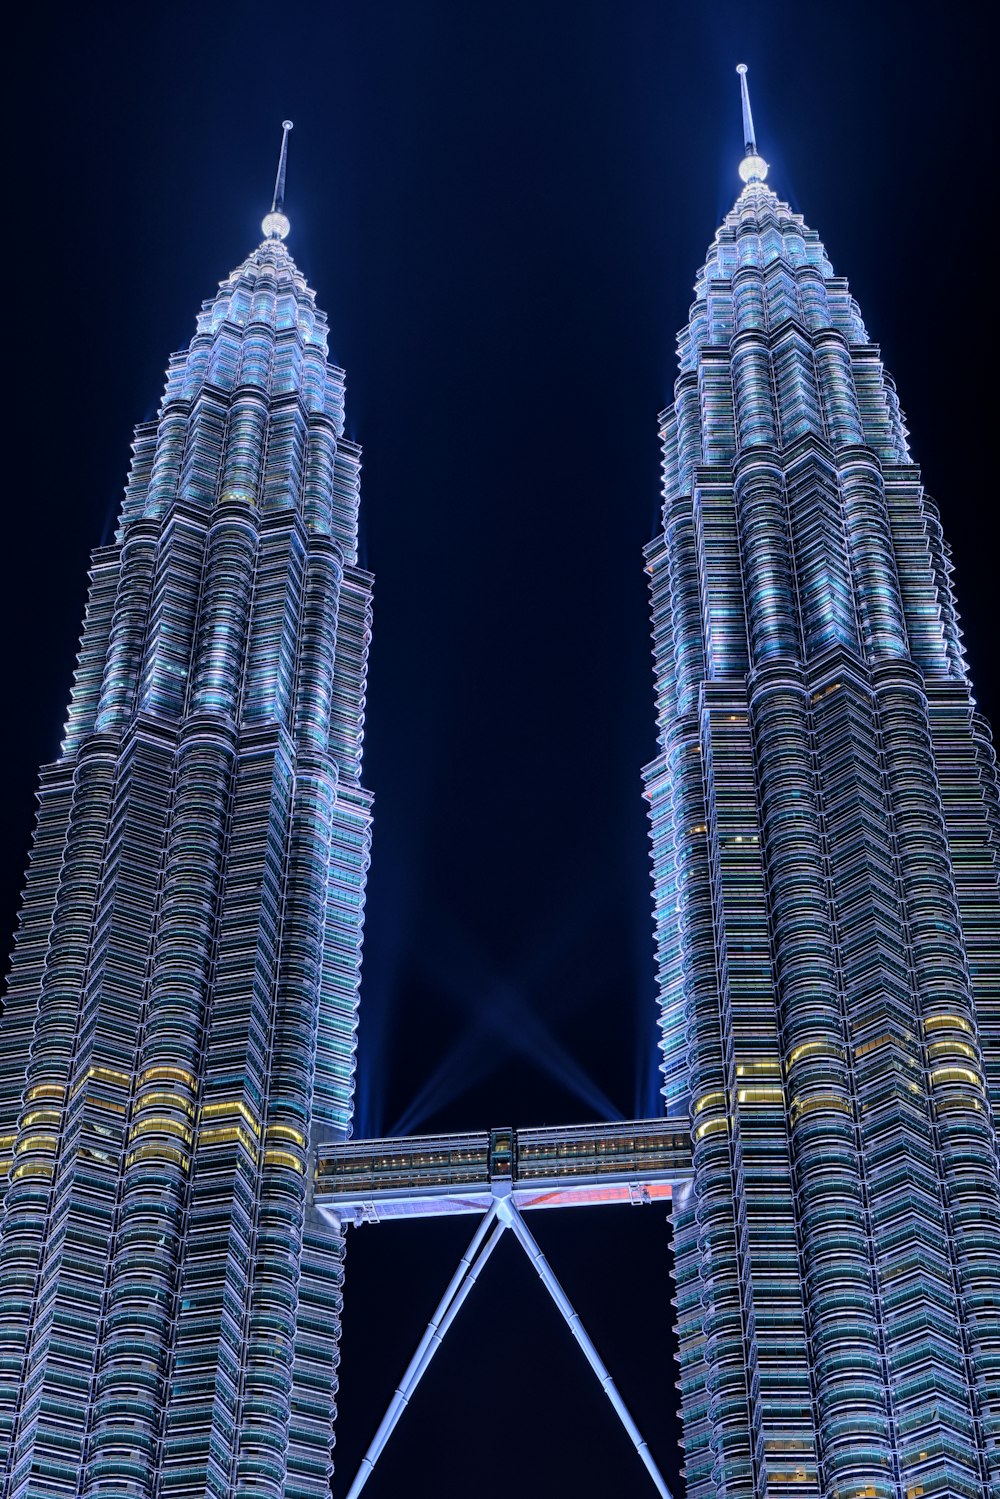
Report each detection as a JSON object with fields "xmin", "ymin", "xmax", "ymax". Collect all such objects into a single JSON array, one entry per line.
[
  {"xmin": 314, "ymin": 1115, "xmax": 692, "ymax": 1226},
  {"xmin": 315, "ymin": 1118, "xmax": 692, "ymax": 1499}
]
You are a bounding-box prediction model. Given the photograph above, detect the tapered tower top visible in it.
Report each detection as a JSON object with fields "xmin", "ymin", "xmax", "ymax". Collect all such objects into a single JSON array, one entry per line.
[
  {"xmin": 736, "ymin": 65, "xmax": 769, "ymax": 184},
  {"xmin": 262, "ymin": 119, "xmax": 294, "ymax": 240}
]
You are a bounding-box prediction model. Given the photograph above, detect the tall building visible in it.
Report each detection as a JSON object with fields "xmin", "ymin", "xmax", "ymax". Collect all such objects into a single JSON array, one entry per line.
[
  {"xmin": 0, "ymin": 127, "xmax": 373, "ymax": 1498},
  {"xmin": 3, "ymin": 67, "xmax": 1000, "ymax": 1499},
  {"xmin": 644, "ymin": 70, "xmax": 1000, "ymax": 1498}
]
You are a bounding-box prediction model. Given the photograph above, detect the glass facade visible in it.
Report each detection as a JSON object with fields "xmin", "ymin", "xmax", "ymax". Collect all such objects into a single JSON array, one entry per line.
[
  {"xmin": 0, "ymin": 226, "xmax": 372, "ymax": 1497},
  {"xmin": 1, "ymin": 86, "xmax": 1000, "ymax": 1499},
  {"xmin": 645, "ymin": 161, "xmax": 1000, "ymax": 1493}
]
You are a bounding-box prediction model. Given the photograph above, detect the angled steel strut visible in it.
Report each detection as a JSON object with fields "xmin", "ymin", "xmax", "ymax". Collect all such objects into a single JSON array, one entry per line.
[
  {"xmin": 343, "ymin": 1203, "xmax": 505, "ymax": 1499},
  {"xmin": 342, "ymin": 1190, "xmax": 674, "ymax": 1499},
  {"xmin": 497, "ymin": 1197, "xmax": 673, "ymax": 1499}
]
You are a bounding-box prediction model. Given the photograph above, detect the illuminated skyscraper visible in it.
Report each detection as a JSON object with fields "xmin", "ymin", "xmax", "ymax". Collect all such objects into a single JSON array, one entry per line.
[
  {"xmin": 644, "ymin": 70, "xmax": 1000, "ymax": 1497},
  {"xmin": 3, "ymin": 67, "xmax": 1000, "ymax": 1499},
  {"xmin": 0, "ymin": 127, "xmax": 373, "ymax": 1498}
]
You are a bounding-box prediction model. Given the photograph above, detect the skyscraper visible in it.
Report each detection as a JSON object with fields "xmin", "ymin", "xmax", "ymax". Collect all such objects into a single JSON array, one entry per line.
[
  {"xmin": 0, "ymin": 127, "xmax": 372, "ymax": 1498},
  {"xmin": 645, "ymin": 70, "xmax": 1000, "ymax": 1496},
  {"xmin": 2, "ymin": 63, "xmax": 1000, "ymax": 1499}
]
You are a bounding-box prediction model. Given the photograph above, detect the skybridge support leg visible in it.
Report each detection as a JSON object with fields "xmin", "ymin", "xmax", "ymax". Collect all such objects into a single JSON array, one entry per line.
[
  {"xmin": 498, "ymin": 1198, "xmax": 675, "ymax": 1499},
  {"xmin": 343, "ymin": 1204, "xmax": 506, "ymax": 1499}
]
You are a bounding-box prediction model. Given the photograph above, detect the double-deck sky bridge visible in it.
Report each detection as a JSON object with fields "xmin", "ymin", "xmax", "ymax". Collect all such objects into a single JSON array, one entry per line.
[{"xmin": 315, "ymin": 1118, "xmax": 693, "ymax": 1497}]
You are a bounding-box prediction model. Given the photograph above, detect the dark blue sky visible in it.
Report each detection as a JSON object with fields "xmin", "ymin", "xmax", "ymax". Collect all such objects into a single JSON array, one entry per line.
[{"xmin": 4, "ymin": 3, "xmax": 994, "ymax": 1495}]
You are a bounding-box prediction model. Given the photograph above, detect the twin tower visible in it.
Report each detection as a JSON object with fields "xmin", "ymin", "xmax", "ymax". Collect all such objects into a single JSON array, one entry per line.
[{"xmin": 2, "ymin": 73, "xmax": 999, "ymax": 1499}]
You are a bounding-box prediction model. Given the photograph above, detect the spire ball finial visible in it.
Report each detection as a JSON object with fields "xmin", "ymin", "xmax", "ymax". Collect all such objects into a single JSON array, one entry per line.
[
  {"xmin": 736, "ymin": 64, "xmax": 769, "ymax": 184},
  {"xmin": 262, "ymin": 120, "xmax": 294, "ymax": 241}
]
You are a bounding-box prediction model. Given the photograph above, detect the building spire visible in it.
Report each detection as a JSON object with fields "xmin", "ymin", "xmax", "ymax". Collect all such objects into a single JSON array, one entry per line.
[
  {"xmin": 735, "ymin": 65, "xmax": 769, "ymax": 185},
  {"xmin": 262, "ymin": 120, "xmax": 294, "ymax": 241}
]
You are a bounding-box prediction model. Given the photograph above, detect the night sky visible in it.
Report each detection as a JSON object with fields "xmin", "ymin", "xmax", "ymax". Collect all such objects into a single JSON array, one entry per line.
[{"xmin": 4, "ymin": 4, "xmax": 995, "ymax": 1495}]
